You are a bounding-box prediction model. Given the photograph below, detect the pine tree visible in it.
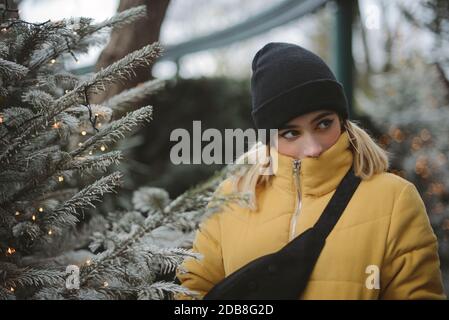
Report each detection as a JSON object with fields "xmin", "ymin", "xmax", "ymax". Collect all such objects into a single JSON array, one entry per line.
[
  {"xmin": 0, "ymin": 5, "xmax": 161, "ymax": 299},
  {"xmin": 52, "ymin": 169, "xmax": 245, "ymax": 300},
  {"xmin": 0, "ymin": 5, "xmax": 249, "ymax": 299}
]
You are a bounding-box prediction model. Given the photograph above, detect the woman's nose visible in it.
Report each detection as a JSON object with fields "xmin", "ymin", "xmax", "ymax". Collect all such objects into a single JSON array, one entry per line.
[{"xmin": 302, "ymin": 141, "xmax": 323, "ymax": 158}]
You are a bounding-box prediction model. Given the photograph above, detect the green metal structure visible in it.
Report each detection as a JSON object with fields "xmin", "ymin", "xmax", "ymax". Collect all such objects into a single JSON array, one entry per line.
[{"xmin": 73, "ymin": 0, "xmax": 356, "ymax": 116}]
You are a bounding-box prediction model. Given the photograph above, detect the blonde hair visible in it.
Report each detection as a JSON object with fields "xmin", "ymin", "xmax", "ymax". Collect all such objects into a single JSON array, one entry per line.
[{"xmin": 228, "ymin": 119, "xmax": 391, "ymax": 211}]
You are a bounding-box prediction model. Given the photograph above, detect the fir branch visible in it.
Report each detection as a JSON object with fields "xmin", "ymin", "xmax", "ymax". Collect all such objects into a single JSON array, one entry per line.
[
  {"xmin": 12, "ymin": 222, "xmax": 42, "ymax": 242},
  {"xmin": 14, "ymin": 20, "xmax": 63, "ymax": 65},
  {"xmin": 0, "ymin": 42, "xmax": 161, "ymax": 163},
  {"xmin": 22, "ymin": 90, "xmax": 55, "ymax": 115},
  {"xmin": 78, "ymin": 172, "xmax": 231, "ymax": 286},
  {"xmin": 27, "ymin": 6, "xmax": 148, "ymax": 73},
  {"xmin": 76, "ymin": 42, "xmax": 163, "ymax": 98},
  {"xmin": 2, "ymin": 264, "xmax": 64, "ymax": 290},
  {"xmin": 144, "ymin": 247, "xmax": 200, "ymax": 275},
  {"xmin": 69, "ymin": 106, "xmax": 153, "ymax": 157},
  {"xmin": 0, "ymin": 58, "xmax": 29, "ymax": 80},
  {"xmin": 0, "ymin": 107, "xmax": 36, "ymax": 129},
  {"xmin": 63, "ymin": 151, "xmax": 123, "ymax": 173},
  {"xmin": 43, "ymin": 172, "xmax": 123, "ymax": 229},
  {"xmin": 87, "ymin": 5, "xmax": 147, "ymax": 35},
  {"xmin": 138, "ymin": 281, "xmax": 197, "ymax": 300},
  {"xmin": 53, "ymin": 72, "xmax": 79, "ymax": 90},
  {"xmin": 105, "ymin": 79, "xmax": 166, "ymax": 113},
  {"xmin": 164, "ymin": 168, "xmax": 228, "ymax": 214},
  {"xmin": 44, "ymin": 42, "xmax": 162, "ymax": 119}
]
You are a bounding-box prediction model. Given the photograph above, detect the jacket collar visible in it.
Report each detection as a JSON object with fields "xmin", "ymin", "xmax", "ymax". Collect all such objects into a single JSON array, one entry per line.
[{"xmin": 269, "ymin": 131, "xmax": 354, "ymax": 197}]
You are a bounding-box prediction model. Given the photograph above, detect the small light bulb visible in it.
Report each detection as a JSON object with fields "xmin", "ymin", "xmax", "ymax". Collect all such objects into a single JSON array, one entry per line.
[
  {"xmin": 38, "ymin": 207, "xmax": 44, "ymax": 212},
  {"xmin": 78, "ymin": 142, "xmax": 83, "ymax": 147},
  {"xmin": 97, "ymin": 122, "xmax": 102, "ymax": 128},
  {"xmin": 103, "ymin": 281, "xmax": 108, "ymax": 287},
  {"xmin": 10, "ymin": 287, "xmax": 14, "ymax": 292},
  {"xmin": 0, "ymin": 116, "xmax": 3, "ymax": 124},
  {"xmin": 52, "ymin": 122, "xmax": 60, "ymax": 129},
  {"xmin": 6, "ymin": 247, "xmax": 16, "ymax": 255},
  {"xmin": 100, "ymin": 145, "xmax": 106, "ymax": 152},
  {"xmin": 73, "ymin": 31, "xmax": 77, "ymax": 35},
  {"xmin": 86, "ymin": 259, "xmax": 91, "ymax": 265},
  {"xmin": 58, "ymin": 176, "xmax": 64, "ymax": 182},
  {"xmin": 88, "ymin": 151, "xmax": 93, "ymax": 155},
  {"xmin": 15, "ymin": 211, "xmax": 20, "ymax": 216},
  {"xmin": 81, "ymin": 131, "xmax": 87, "ymax": 136},
  {"xmin": 50, "ymin": 59, "xmax": 56, "ymax": 64},
  {"xmin": 1, "ymin": 28, "xmax": 7, "ymax": 32},
  {"xmin": 32, "ymin": 215, "xmax": 36, "ymax": 221},
  {"xmin": 48, "ymin": 229, "xmax": 52, "ymax": 235}
]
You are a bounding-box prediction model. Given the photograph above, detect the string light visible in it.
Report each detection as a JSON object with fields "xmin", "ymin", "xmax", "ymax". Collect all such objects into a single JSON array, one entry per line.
[
  {"xmin": 391, "ymin": 128, "xmax": 405, "ymax": 143},
  {"xmin": 436, "ymin": 153, "xmax": 447, "ymax": 167},
  {"xmin": 58, "ymin": 176, "xmax": 64, "ymax": 182},
  {"xmin": 48, "ymin": 229, "xmax": 52, "ymax": 235},
  {"xmin": 78, "ymin": 142, "xmax": 83, "ymax": 147},
  {"xmin": 15, "ymin": 211, "xmax": 20, "ymax": 216},
  {"xmin": 52, "ymin": 122, "xmax": 61, "ymax": 129},
  {"xmin": 86, "ymin": 259, "xmax": 91, "ymax": 266},
  {"xmin": 97, "ymin": 122, "xmax": 102, "ymax": 128},
  {"xmin": 430, "ymin": 183, "xmax": 445, "ymax": 196},
  {"xmin": 10, "ymin": 287, "xmax": 14, "ymax": 292},
  {"xmin": 6, "ymin": 247, "xmax": 16, "ymax": 255},
  {"xmin": 443, "ymin": 219, "xmax": 449, "ymax": 231},
  {"xmin": 81, "ymin": 131, "xmax": 87, "ymax": 136},
  {"xmin": 433, "ymin": 203, "xmax": 445, "ymax": 215},
  {"xmin": 32, "ymin": 215, "xmax": 36, "ymax": 221},
  {"xmin": 379, "ymin": 134, "xmax": 390, "ymax": 146},
  {"xmin": 100, "ymin": 145, "xmax": 106, "ymax": 152},
  {"xmin": 50, "ymin": 59, "xmax": 56, "ymax": 64},
  {"xmin": 411, "ymin": 136, "xmax": 422, "ymax": 151},
  {"xmin": 103, "ymin": 281, "xmax": 109, "ymax": 287},
  {"xmin": 420, "ymin": 128, "xmax": 431, "ymax": 142},
  {"xmin": 38, "ymin": 207, "xmax": 44, "ymax": 212},
  {"xmin": 0, "ymin": 114, "xmax": 3, "ymax": 124},
  {"xmin": 88, "ymin": 151, "xmax": 93, "ymax": 155}
]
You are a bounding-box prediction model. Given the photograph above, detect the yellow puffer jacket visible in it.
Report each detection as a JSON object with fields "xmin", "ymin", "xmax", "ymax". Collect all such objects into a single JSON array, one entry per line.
[{"xmin": 176, "ymin": 131, "xmax": 446, "ymax": 299}]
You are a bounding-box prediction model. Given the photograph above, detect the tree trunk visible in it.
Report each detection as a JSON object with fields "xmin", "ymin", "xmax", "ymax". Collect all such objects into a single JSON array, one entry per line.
[
  {"xmin": 92, "ymin": 0, "xmax": 170, "ymax": 103},
  {"xmin": 0, "ymin": 0, "xmax": 19, "ymax": 23}
]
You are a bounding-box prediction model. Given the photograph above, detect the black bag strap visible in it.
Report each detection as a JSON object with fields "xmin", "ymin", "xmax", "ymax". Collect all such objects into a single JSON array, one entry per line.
[{"xmin": 311, "ymin": 164, "xmax": 361, "ymax": 239}]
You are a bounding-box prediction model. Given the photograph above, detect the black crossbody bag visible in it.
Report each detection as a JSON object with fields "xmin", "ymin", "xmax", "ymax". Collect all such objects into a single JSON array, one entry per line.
[{"xmin": 203, "ymin": 165, "xmax": 361, "ymax": 300}]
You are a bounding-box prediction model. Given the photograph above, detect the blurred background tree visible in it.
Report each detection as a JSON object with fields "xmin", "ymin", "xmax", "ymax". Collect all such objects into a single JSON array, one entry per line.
[{"xmin": 92, "ymin": 0, "xmax": 170, "ymax": 103}]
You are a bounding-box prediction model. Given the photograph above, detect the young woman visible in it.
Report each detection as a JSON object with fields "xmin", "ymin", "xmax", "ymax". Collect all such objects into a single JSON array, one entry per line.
[{"xmin": 175, "ymin": 42, "xmax": 446, "ymax": 299}]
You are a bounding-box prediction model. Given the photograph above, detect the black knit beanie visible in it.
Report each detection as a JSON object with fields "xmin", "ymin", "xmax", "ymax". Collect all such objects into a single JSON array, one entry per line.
[{"xmin": 251, "ymin": 42, "xmax": 349, "ymax": 130}]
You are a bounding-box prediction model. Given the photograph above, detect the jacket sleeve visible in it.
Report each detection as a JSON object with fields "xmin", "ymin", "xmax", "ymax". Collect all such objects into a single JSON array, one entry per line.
[
  {"xmin": 174, "ymin": 179, "xmax": 233, "ymax": 300},
  {"xmin": 380, "ymin": 183, "xmax": 446, "ymax": 300}
]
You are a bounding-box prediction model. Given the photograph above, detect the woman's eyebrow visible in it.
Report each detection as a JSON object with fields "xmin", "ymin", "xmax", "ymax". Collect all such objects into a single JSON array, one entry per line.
[{"xmin": 279, "ymin": 112, "xmax": 334, "ymax": 130}]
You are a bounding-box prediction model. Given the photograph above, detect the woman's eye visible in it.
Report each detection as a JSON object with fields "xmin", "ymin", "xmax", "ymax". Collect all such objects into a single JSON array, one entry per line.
[
  {"xmin": 280, "ymin": 130, "xmax": 299, "ymax": 139},
  {"xmin": 317, "ymin": 119, "xmax": 334, "ymax": 130}
]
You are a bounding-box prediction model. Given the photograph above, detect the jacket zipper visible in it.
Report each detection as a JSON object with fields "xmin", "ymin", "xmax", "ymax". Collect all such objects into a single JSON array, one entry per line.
[{"xmin": 289, "ymin": 159, "xmax": 302, "ymax": 241}]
